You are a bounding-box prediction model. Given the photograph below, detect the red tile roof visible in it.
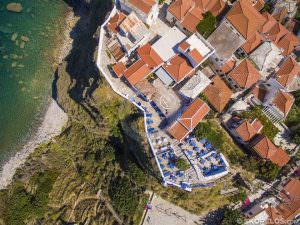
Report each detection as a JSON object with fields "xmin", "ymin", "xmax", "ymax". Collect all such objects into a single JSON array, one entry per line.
[
  {"xmin": 251, "ymin": 85, "xmax": 267, "ymax": 102},
  {"xmin": 112, "ymin": 62, "xmax": 126, "ymax": 77},
  {"xmin": 168, "ymin": 121, "xmax": 190, "ymax": 141},
  {"xmin": 188, "ymin": 49, "xmax": 204, "ymax": 65},
  {"xmin": 168, "ymin": 98, "xmax": 210, "ymax": 141},
  {"xmin": 252, "ymin": 136, "xmax": 290, "ymax": 167},
  {"xmin": 261, "ymin": 12, "xmax": 277, "ymax": 34},
  {"xmin": 265, "ymin": 22, "xmax": 289, "ymax": 43},
  {"xmin": 137, "ymin": 43, "xmax": 163, "ymax": 69},
  {"xmin": 235, "ymin": 119, "xmax": 263, "ymax": 142},
  {"xmin": 168, "ymin": 0, "xmax": 225, "ymax": 32},
  {"xmin": 272, "ymin": 90, "xmax": 294, "ymax": 117},
  {"xmin": 275, "ymin": 199, "xmax": 300, "ymax": 221},
  {"xmin": 167, "ymin": 0, "xmax": 195, "ymax": 21},
  {"xmin": 163, "ymin": 55, "xmax": 194, "ymax": 83},
  {"xmin": 276, "ymin": 32, "xmax": 300, "ymax": 56},
  {"xmin": 124, "ymin": 59, "xmax": 151, "ymax": 85},
  {"xmin": 180, "ymin": 7, "xmax": 203, "ymax": 33},
  {"xmin": 280, "ymin": 178, "xmax": 300, "ymax": 201},
  {"xmin": 273, "ymin": 7, "xmax": 288, "ymax": 22},
  {"xmin": 241, "ymin": 31, "xmax": 264, "ymax": 54},
  {"xmin": 228, "ymin": 59, "xmax": 261, "ymax": 89},
  {"xmin": 106, "ymin": 12, "xmax": 127, "ymax": 33},
  {"xmin": 178, "ymin": 98, "xmax": 210, "ymax": 130},
  {"xmin": 276, "ymin": 57, "xmax": 300, "ymax": 89},
  {"xmin": 179, "ymin": 41, "xmax": 191, "ymax": 52},
  {"xmin": 203, "ymin": 76, "xmax": 233, "ymax": 112},
  {"xmin": 220, "ymin": 58, "xmax": 236, "ymax": 74},
  {"xmin": 226, "ymin": 0, "xmax": 266, "ymax": 39},
  {"xmin": 128, "ymin": 0, "xmax": 156, "ymax": 14}
]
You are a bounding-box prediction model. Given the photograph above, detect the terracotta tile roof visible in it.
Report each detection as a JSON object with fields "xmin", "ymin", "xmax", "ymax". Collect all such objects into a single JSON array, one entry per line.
[
  {"xmin": 106, "ymin": 12, "xmax": 127, "ymax": 33},
  {"xmin": 168, "ymin": 0, "xmax": 195, "ymax": 21},
  {"xmin": 272, "ymin": 90, "xmax": 294, "ymax": 117},
  {"xmin": 253, "ymin": 0, "xmax": 264, "ymax": 11},
  {"xmin": 276, "ymin": 57, "xmax": 300, "ymax": 88},
  {"xmin": 220, "ymin": 58, "xmax": 236, "ymax": 74},
  {"xmin": 251, "ymin": 85, "xmax": 267, "ymax": 102},
  {"xmin": 265, "ymin": 22, "xmax": 289, "ymax": 43},
  {"xmin": 168, "ymin": 121, "xmax": 190, "ymax": 141},
  {"xmin": 112, "ymin": 62, "xmax": 126, "ymax": 77},
  {"xmin": 280, "ymin": 178, "xmax": 300, "ymax": 201},
  {"xmin": 275, "ymin": 199, "xmax": 300, "ymax": 221},
  {"xmin": 228, "ymin": 59, "xmax": 261, "ymax": 88},
  {"xmin": 178, "ymin": 98, "xmax": 210, "ymax": 130},
  {"xmin": 226, "ymin": 0, "xmax": 266, "ymax": 39},
  {"xmin": 179, "ymin": 41, "xmax": 191, "ymax": 52},
  {"xmin": 137, "ymin": 43, "xmax": 163, "ymax": 69},
  {"xmin": 169, "ymin": 0, "xmax": 225, "ymax": 32},
  {"xmin": 241, "ymin": 31, "xmax": 264, "ymax": 54},
  {"xmin": 180, "ymin": 7, "xmax": 203, "ymax": 32},
  {"xmin": 265, "ymin": 207, "xmax": 285, "ymax": 224},
  {"xmin": 252, "ymin": 135, "xmax": 290, "ymax": 167},
  {"xmin": 276, "ymin": 32, "xmax": 300, "ymax": 56},
  {"xmin": 163, "ymin": 55, "xmax": 194, "ymax": 83},
  {"xmin": 119, "ymin": 12, "xmax": 141, "ymax": 33},
  {"xmin": 261, "ymin": 12, "xmax": 277, "ymax": 34},
  {"xmin": 203, "ymin": 76, "xmax": 233, "ymax": 112},
  {"xmin": 273, "ymin": 7, "xmax": 288, "ymax": 22},
  {"xmin": 188, "ymin": 49, "xmax": 204, "ymax": 65},
  {"xmin": 252, "ymin": 119, "xmax": 263, "ymax": 132},
  {"xmin": 128, "ymin": 0, "xmax": 156, "ymax": 14},
  {"xmin": 208, "ymin": 0, "xmax": 226, "ymax": 17},
  {"xmin": 235, "ymin": 119, "xmax": 263, "ymax": 142},
  {"xmin": 124, "ymin": 59, "xmax": 151, "ymax": 85}
]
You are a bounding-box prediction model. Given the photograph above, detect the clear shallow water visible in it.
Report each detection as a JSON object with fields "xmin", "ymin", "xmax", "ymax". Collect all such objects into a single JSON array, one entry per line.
[{"xmin": 0, "ymin": 0, "xmax": 68, "ymax": 167}]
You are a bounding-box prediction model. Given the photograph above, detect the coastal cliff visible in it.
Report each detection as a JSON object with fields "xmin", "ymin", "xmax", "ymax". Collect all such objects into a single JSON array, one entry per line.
[{"xmin": 0, "ymin": 0, "xmax": 158, "ymax": 224}]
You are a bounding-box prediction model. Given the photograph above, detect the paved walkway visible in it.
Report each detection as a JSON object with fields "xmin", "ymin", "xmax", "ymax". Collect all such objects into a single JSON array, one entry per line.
[{"xmin": 142, "ymin": 195, "xmax": 203, "ymax": 225}]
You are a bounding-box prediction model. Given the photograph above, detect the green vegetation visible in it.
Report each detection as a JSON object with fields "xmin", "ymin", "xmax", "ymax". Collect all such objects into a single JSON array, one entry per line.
[
  {"xmin": 286, "ymin": 90, "xmax": 300, "ymax": 145},
  {"xmin": 109, "ymin": 176, "xmax": 140, "ymax": 216},
  {"xmin": 261, "ymin": 2, "xmax": 273, "ymax": 13},
  {"xmin": 175, "ymin": 158, "xmax": 190, "ymax": 171},
  {"xmin": 196, "ymin": 11, "xmax": 216, "ymax": 38},
  {"xmin": 194, "ymin": 120, "xmax": 246, "ymax": 166},
  {"xmin": 243, "ymin": 158, "xmax": 281, "ymax": 182},
  {"xmin": 229, "ymin": 190, "xmax": 247, "ymax": 204},
  {"xmin": 240, "ymin": 106, "xmax": 279, "ymax": 140},
  {"xmin": 2, "ymin": 171, "xmax": 58, "ymax": 225},
  {"xmin": 194, "ymin": 120, "xmax": 281, "ymax": 182},
  {"xmin": 220, "ymin": 206, "xmax": 244, "ymax": 225},
  {"xmin": 159, "ymin": 0, "xmax": 165, "ymax": 4},
  {"xmin": 295, "ymin": 6, "xmax": 300, "ymax": 22}
]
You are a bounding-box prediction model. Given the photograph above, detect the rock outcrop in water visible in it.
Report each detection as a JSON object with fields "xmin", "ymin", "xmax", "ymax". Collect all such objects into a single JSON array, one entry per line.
[{"xmin": 6, "ymin": 3, "xmax": 23, "ymax": 13}]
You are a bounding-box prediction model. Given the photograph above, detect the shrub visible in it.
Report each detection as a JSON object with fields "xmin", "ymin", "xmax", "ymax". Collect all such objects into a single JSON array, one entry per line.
[
  {"xmin": 220, "ymin": 206, "xmax": 244, "ymax": 225},
  {"xmin": 196, "ymin": 11, "xmax": 216, "ymax": 38},
  {"xmin": 108, "ymin": 176, "xmax": 139, "ymax": 216},
  {"xmin": 176, "ymin": 158, "xmax": 190, "ymax": 171},
  {"xmin": 241, "ymin": 106, "xmax": 279, "ymax": 140},
  {"xmin": 229, "ymin": 191, "xmax": 247, "ymax": 204}
]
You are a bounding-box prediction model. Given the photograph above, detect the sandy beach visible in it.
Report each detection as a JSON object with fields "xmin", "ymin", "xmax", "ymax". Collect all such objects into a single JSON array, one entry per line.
[{"xmin": 0, "ymin": 9, "xmax": 76, "ymax": 190}]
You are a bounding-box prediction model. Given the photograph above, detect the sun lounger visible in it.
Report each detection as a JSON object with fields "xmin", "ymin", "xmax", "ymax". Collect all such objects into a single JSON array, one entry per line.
[{"xmin": 146, "ymin": 113, "xmax": 152, "ymax": 117}]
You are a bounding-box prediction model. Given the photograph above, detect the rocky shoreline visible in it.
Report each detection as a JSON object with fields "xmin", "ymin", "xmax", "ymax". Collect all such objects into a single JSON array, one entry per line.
[{"xmin": 0, "ymin": 9, "xmax": 76, "ymax": 190}]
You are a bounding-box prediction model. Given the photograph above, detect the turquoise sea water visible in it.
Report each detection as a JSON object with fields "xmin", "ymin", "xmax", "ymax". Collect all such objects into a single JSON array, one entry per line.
[{"xmin": 0, "ymin": 0, "xmax": 68, "ymax": 167}]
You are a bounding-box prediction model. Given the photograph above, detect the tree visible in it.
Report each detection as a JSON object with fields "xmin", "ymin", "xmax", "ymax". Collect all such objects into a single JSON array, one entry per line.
[
  {"xmin": 176, "ymin": 158, "xmax": 190, "ymax": 171},
  {"xmin": 108, "ymin": 176, "xmax": 139, "ymax": 216},
  {"xmin": 196, "ymin": 11, "xmax": 216, "ymax": 38},
  {"xmin": 220, "ymin": 206, "xmax": 244, "ymax": 225}
]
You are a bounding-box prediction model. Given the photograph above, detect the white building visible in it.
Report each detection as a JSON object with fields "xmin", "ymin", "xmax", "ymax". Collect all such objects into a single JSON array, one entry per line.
[
  {"xmin": 119, "ymin": 0, "xmax": 159, "ymax": 26},
  {"xmin": 178, "ymin": 33, "xmax": 215, "ymax": 68},
  {"xmin": 152, "ymin": 27, "xmax": 187, "ymax": 62},
  {"xmin": 179, "ymin": 71, "xmax": 211, "ymax": 99},
  {"xmin": 250, "ymin": 42, "xmax": 284, "ymax": 79},
  {"xmin": 117, "ymin": 12, "xmax": 151, "ymax": 56}
]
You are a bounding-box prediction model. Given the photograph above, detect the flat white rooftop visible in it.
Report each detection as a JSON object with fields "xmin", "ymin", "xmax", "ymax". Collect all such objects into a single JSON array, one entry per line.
[
  {"xmin": 152, "ymin": 27, "xmax": 186, "ymax": 62},
  {"xmin": 180, "ymin": 71, "xmax": 211, "ymax": 99},
  {"xmin": 186, "ymin": 33, "xmax": 214, "ymax": 58}
]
